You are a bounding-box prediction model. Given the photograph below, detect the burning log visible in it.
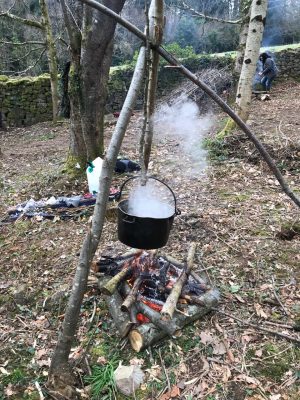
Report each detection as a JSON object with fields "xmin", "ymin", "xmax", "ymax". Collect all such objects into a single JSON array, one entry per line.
[
  {"xmin": 129, "ymin": 288, "xmax": 220, "ymax": 352},
  {"xmin": 121, "ymin": 282, "xmax": 138, "ymax": 324},
  {"xmin": 161, "ymin": 242, "xmax": 197, "ymax": 320},
  {"xmin": 101, "ymin": 265, "xmax": 133, "ymax": 295},
  {"xmin": 92, "ymin": 249, "xmax": 142, "ymax": 274},
  {"xmin": 98, "ymin": 277, "xmax": 133, "ymax": 338},
  {"xmin": 156, "ymin": 251, "xmax": 207, "ymax": 287},
  {"xmin": 121, "ymin": 276, "xmax": 143, "ymax": 312},
  {"xmin": 136, "ymin": 300, "xmax": 179, "ymax": 335}
]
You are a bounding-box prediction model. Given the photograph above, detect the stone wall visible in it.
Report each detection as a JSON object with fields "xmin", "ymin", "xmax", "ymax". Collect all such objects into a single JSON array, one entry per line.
[
  {"xmin": 0, "ymin": 47, "xmax": 299, "ymax": 128},
  {"xmin": 107, "ymin": 55, "xmax": 233, "ymax": 112},
  {"xmin": 0, "ymin": 74, "xmax": 52, "ymax": 128},
  {"xmin": 273, "ymin": 48, "xmax": 300, "ymax": 79}
]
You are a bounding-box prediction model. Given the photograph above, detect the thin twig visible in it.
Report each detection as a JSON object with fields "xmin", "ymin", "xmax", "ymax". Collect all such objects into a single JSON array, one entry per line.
[
  {"xmin": 214, "ymin": 308, "xmax": 300, "ymax": 345},
  {"xmin": 35, "ymin": 381, "xmax": 45, "ymax": 400},
  {"xmin": 158, "ymin": 348, "xmax": 171, "ymax": 391},
  {"xmin": 271, "ymin": 276, "xmax": 289, "ymax": 316}
]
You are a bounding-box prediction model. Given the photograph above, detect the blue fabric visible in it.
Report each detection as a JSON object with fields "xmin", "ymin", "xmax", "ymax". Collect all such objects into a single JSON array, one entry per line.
[{"xmin": 261, "ymin": 75, "xmax": 275, "ymax": 91}]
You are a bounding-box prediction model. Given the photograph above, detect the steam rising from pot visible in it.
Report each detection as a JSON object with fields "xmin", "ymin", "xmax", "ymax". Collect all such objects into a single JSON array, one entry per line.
[
  {"xmin": 154, "ymin": 97, "xmax": 214, "ymax": 173},
  {"xmin": 128, "ymin": 180, "xmax": 174, "ymax": 218}
]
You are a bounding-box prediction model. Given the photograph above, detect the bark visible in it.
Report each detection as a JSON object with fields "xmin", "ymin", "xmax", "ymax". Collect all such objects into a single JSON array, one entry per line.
[
  {"xmin": 59, "ymin": 61, "xmax": 71, "ymax": 118},
  {"xmin": 61, "ymin": 0, "xmax": 126, "ymax": 166},
  {"xmin": 235, "ymin": 0, "xmax": 268, "ymax": 121},
  {"xmin": 161, "ymin": 242, "xmax": 197, "ymax": 320},
  {"xmin": 121, "ymin": 276, "xmax": 143, "ymax": 312},
  {"xmin": 136, "ymin": 301, "xmax": 180, "ymax": 335},
  {"xmin": 234, "ymin": 0, "xmax": 251, "ymax": 77},
  {"xmin": 101, "ymin": 265, "xmax": 133, "ymax": 295},
  {"xmin": 143, "ymin": 0, "xmax": 164, "ymax": 170},
  {"xmin": 98, "ymin": 277, "xmax": 134, "ymax": 338},
  {"xmin": 79, "ymin": 0, "xmax": 300, "ymax": 208},
  {"xmin": 49, "ymin": 46, "xmax": 146, "ymax": 385},
  {"xmin": 39, "ymin": 0, "xmax": 59, "ymax": 123},
  {"xmin": 129, "ymin": 288, "xmax": 220, "ymax": 352}
]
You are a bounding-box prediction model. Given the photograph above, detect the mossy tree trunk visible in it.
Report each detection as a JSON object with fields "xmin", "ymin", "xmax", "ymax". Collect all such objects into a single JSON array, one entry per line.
[
  {"xmin": 61, "ymin": 0, "xmax": 126, "ymax": 170},
  {"xmin": 39, "ymin": 0, "xmax": 59, "ymax": 123}
]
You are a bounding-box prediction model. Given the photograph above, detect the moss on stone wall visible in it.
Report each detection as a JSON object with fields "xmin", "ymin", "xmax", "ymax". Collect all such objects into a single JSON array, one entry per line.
[
  {"xmin": 0, "ymin": 48, "xmax": 299, "ymax": 128},
  {"xmin": 0, "ymin": 74, "xmax": 52, "ymax": 128}
]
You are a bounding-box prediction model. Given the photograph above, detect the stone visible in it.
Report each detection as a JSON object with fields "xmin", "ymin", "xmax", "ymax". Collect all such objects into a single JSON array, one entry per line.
[{"xmin": 114, "ymin": 365, "xmax": 145, "ymax": 396}]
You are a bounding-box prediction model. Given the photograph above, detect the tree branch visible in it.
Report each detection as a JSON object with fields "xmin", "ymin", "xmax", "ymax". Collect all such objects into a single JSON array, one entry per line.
[
  {"xmin": 180, "ymin": 1, "xmax": 242, "ymax": 24},
  {"xmin": 0, "ymin": 40, "xmax": 46, "ymax": 46},
  {"xmin": 79, "ymin": 0, "xmax": 300, "ymax": 209},
  {"xmin": 0, "ymin": 11, "xmax": 44, "ymax": 29},
  {"xmin": 1, "ymin": 48, "xmax": 47, "ymax": 75}
]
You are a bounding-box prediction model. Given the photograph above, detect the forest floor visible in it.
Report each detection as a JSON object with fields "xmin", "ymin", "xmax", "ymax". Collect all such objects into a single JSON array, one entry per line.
[{"xmin": 0, "ymin": 80, "xmax": 300, "ymax": 400}]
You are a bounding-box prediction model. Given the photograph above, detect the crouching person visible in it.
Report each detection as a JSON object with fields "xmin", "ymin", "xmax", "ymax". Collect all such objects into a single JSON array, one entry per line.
[{"xmin": 259, "ymin": 52, "xmax": 278, "ymax": 92}]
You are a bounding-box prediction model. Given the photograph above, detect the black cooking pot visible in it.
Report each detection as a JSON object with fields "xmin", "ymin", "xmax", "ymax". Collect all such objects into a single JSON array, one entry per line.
[{"xmin": 117, "ymin": 176, "xmax": 180, "ymax": 249}]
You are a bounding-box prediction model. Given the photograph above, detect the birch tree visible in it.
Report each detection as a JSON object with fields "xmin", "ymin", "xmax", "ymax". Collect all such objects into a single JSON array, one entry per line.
[{"xmin": 235, "ymin": 0, "xmax": 268, "ymax": 121}]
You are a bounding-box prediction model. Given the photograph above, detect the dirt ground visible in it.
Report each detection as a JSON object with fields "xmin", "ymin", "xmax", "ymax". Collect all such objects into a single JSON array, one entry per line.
[{"xmin": 0, "ymin": 80, "xmax": 299, "ymax": 400}]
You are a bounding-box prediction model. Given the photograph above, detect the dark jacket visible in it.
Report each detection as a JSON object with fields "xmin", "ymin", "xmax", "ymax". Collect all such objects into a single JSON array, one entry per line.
[{"xmin": 262, "ymin": 57, "xmax": 278, "ymax": 79}]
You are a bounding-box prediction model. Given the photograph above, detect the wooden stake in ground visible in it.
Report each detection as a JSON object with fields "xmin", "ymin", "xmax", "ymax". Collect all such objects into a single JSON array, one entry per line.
[
  {"xmin": 49, "ymin": 47, "xmax": 146, "ymax": 387},
  {"xmin": 161, "ymin": 242, "xmax": 197, "ymax": 320}
]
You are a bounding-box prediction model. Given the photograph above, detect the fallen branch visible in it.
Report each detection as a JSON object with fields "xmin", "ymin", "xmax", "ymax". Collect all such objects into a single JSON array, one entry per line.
[
  {"xmin": 214, "ymin": 308, "xmax": 300, "ymax": 345},
  {"xmin": 271, "ymin": 276, "xmax": 289, "ymax": 316}
]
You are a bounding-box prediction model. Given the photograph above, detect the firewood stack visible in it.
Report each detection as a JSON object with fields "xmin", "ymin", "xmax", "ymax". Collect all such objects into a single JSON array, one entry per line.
[{"xmin": 93, "ymin": 243, "xmax": 219, "ymax": 352}]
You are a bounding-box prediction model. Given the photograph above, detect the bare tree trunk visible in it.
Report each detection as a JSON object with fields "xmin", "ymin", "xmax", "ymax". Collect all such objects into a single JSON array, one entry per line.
[
  {"xmin": 49, "ymin": 46, "xmax": 146, "ymax": 391},
  {"xmin": 235, "ymin": 0, "xmax": 268, "ymax": 121},
  {"xmin": 143, "ymin": 0, "xmax": 164, "ymax": 170},
  {"xmin": 39, "ymin": 0, "xmax": 59, "ymax": 123}
]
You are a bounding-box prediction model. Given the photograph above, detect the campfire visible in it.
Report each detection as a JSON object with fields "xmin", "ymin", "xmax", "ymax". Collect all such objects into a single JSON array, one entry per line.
[{"xmin": 93, "ymin": 245, "xmax": 219, "ymax": 352}]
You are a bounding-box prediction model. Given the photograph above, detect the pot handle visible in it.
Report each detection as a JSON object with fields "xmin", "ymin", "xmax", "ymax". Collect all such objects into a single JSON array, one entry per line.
[{"xmin": 116, "ymin": 176, "xmax": 181, "ymax": 215}]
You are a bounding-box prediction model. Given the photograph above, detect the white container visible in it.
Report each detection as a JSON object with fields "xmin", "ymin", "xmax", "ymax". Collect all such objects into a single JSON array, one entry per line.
[{"xmin": 86, "ymin": 157, "xmax": 103, "ymax": 194}]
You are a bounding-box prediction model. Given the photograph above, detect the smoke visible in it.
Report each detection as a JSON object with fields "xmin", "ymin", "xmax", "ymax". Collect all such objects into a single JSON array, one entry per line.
[
  {"xmin": 154, "ymin": 97, "xmax": 214, "ymax": 174},
  {"xmin": 128, "ymin": 180, "xmax": 174, "ymax": 218}
]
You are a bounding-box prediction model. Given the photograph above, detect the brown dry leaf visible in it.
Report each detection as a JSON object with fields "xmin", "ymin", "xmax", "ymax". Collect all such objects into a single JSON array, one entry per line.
[
  {"xmin": 36, "ymin": 348, "xmax": 47, "ymax": 360},
  {"xmin": 159, "ymin": 385, "xmax": 180, "ymax": 400},
  {"xmin": 255, "ymin": 349, "xmax": 263, "ymax": 357},
  {"xmin": 212, "ymin": 341, "xmax": 227, "ymax": 355},
  {"xmin": 235, "ymin": 374, "xmax": 261, "ymax": 387},
  {"xmin": 222, "ymin": 366, "xmax": 232, "ymax": 382},
  {"xmin": 269, "ymin": 395, "xmax": 281, "ymax": 400},
  {"xmin": 5, "ymin": 384, "xmax": 16, "ymax": 397},
  {"xmin": 200, "ymin": 331, "xmax": 215, "ymax": 345},
  {"xmin": 130, "ymin": 357, "xmax": 144, "ymax": 366},
  {"xmin": 254, "ymin": 303, "xmax": 268, "ymax": 319},
  {"xmin": 234, "ymin": 294, "xmax": 245, "ymax": 303}
]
